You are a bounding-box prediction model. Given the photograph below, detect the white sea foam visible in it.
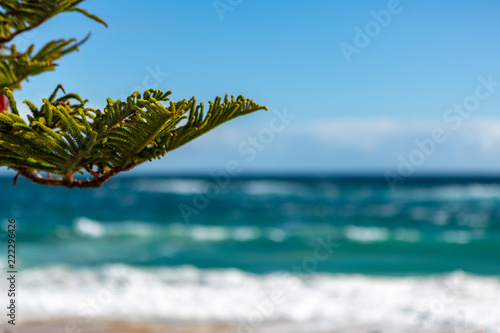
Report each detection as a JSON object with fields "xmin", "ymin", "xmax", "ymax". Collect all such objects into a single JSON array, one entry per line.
[
  {"xmin": 343, "ymin": 225, "xmax": 390, "ymax": 243},
  {"xmin": 7, "ymin": 265, "xmax": 500, "ymax": 331},
  {"xmin": 433, "ymin": 184, "xmax": 500, "ymax": 200},
  {"xmin": 172, "ymin": 224, "xmax": 264, "ymax": 242},
  {"xmin": 242, "ymin": 180, "xmax": 308, "ymax": 196},
  {"xmin": 70, "ymin": 217, "xmax": 442, "ymax": 245},
  {"xmin": 392, "ymin": 184, "xmax": 500, "ymax": 202},
  {"xmin": 71, "ymin": 217, "xmax": 276, "ymax": 242},
  {"xmin": 134, "ymin": 178, "xmax": 207, "ymax": 194},
  {"xmin": 74, "ymin": 217, "xmax": 106, "ymax": 237},
  {"xmin": 73, "ymin": 217, "xmax": 154, "ymax": 238}
]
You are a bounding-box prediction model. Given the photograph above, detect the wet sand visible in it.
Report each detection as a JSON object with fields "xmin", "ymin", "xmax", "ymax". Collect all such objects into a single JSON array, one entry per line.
[
  {"xmin": 2, "ymin": 321, "xmax": 478, "ymax": 333},
  {"xmin": 1, "ymin": 322, "xmax": 233, "ymax": 333}
]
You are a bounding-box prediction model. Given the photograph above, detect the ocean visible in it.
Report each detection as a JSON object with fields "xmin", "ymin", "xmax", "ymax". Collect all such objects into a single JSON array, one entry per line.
[{"xmin": 1, "ymin": 175, "xmax": 499, "ymax": 331}]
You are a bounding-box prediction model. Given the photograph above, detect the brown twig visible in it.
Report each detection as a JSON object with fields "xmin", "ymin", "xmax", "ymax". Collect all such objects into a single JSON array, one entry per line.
[{"xmin": 17, "ymin": 165, "xmax": 134, "ymax": 188}]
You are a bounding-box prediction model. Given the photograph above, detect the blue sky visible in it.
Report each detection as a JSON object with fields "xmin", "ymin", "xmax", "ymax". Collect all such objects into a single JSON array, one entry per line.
[{"xmin": 9, "ymin": 0, "xmax": 500, "ymax": 175}]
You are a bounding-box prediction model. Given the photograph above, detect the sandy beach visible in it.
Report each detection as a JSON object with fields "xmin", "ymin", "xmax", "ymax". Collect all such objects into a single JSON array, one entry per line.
[
  {"xmin": 2, "ymin": 322, "xmax": 233, "ymax": 333},
  {"xmin": 2, "ymin": 321, "xmax": 472, "ymax": 333}
]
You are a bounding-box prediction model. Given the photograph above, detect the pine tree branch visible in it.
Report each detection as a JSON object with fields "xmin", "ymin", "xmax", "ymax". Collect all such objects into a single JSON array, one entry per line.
[
  {"xmin": 0, "ymin": 1, "xmax": 267, "ymax": 188},
  {"xmin": 0, "ymin": 0, "xmax": 106, "ymax": 45},
  {"xmin": 17, "ymin": 165, "xmax": 126, "ymax": 188},
  {"xmin": 0, "ymin": 1, "xmax": 106, "ymax": 90},
  {"xmin": 1, "ymin": 87, "xmax": 267, "ymax": 188}
]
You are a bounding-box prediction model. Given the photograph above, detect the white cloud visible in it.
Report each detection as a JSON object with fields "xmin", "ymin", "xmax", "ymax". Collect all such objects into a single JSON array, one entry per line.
[
  {"xmin": 459, "ymin": 119, "xmax": 500, "ymax": 151},
  {"xmin": 297, "ymin": 118, "xmax": 408, "ymax": 151},
  {"xmin": 289, "ymin": 118, "xmax": 439, "ymax": 151},
  {"xmin": 8, "ymin": 109, "xmax": 500, "ymax": 173},
  {"xmin": 137, "ymin": 116, "xmax": 500, "ymax": 172},
  {"xmin": 177, "ymin": 116, "xmax": 500, "ymax": 154},
  {"xmin": 295, "ymin": 117, "xmax": 500, "ymax": 153}
]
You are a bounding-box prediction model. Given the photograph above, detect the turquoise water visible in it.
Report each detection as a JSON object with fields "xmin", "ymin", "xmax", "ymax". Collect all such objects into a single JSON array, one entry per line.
[{"xmin": 2, "ymin": 175, "xmax": 500, "ymax": 276}]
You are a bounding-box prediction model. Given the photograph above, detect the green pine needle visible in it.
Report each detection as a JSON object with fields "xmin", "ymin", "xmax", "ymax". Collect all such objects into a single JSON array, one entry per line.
[
  {"xmin": 0, "ymin": 87, "xmax": 267, "ymax": 187},
  {"xmin": 0, "ymin": 1, "xmax": 267, "ymax": 187}
]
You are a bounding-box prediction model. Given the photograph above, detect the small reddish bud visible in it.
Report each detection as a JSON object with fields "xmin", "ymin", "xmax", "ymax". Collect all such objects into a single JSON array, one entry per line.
[{"xmin": 0, "ymin": 94, "xmax": 9, "ymax": 112}]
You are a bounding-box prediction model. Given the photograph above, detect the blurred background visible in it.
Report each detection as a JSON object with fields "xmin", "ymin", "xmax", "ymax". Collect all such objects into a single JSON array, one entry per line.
[
  {"xmin": 2, "ymin": 1, "xmax": 500, "ymax": 332},
  {"xmin": 5, "ymin": 0, "xmax": 500, "ymax": 175}
]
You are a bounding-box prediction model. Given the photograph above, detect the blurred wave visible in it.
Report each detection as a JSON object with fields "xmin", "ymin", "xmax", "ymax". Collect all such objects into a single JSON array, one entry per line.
[
  {"xmin": 1, "ymin": 175, "xmax": 500, "ymax": 275},
  {"xmin": 12, "ymin": 264, "xmax": 500, "ymax": 330}
]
